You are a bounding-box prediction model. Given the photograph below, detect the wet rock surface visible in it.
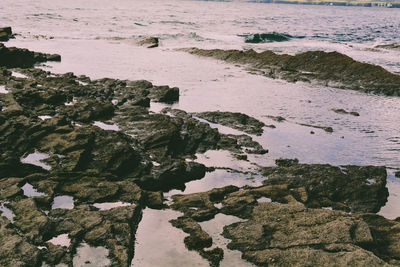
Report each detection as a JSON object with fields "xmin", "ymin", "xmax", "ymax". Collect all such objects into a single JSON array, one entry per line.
[
  {"xmin": 1, "ymin": 45, "xmax": 399, "ymax": 267},
  {"xmin": 0, "ymin": 43, "xmax": 61, "ymax": 68},
  {"xmin": 0, "ymin": 27, "xmax": 13, "ymax": 42},
  {"xmin": 241, "ymin": 32, "xmax": 298, "ymax": 43},
  {"xmin": 0, "ymin": 46, "xmax": 270, "ymax": 266},
  {"xmin": 333, "ymin": 108, "xmax": 360, "ymax": 116},
  {"xmin": 137, "ymin": 37, "xmax": 159, "ymax": 48},
  {"xmin": 261, "ymin": 160, "xmax": 388, "ymax": 213},
  {"xmin": 194, "ymin": 111, "xmax": 268, "ymax": 136},
  {"xmin": 183, "ymin": 48, "xmax": 400, "ymax": 96},
  {"xmin": 169, "ymin": 169, "xmax": 399, "ymax": 266}
]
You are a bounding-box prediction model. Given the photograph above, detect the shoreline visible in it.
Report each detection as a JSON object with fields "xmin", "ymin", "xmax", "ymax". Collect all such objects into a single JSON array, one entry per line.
[{"xmin": 1, "ymin": 37, "xmax": 400, "ymax": 265}]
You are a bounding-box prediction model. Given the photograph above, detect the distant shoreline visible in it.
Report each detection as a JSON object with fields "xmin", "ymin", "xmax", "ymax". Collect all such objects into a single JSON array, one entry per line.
[{"xmin": 252, "ymin": 0, "xmax": 400, "ymax": 8}]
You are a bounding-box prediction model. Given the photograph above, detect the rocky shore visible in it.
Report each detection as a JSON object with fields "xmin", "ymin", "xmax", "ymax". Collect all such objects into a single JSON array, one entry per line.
[
  {"xmin": 1, "ymin": 41, "xmax": 400, "ymax": 266},
  {"xmin": 183, "ymin": 48, "xmax": 400, "ymax": 96}
]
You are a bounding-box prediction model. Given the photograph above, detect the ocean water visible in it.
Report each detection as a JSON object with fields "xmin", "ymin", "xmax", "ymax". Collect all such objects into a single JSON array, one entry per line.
[{"xmin": 1, "ymin": 0, "xmax": 400, "ymax": 265}]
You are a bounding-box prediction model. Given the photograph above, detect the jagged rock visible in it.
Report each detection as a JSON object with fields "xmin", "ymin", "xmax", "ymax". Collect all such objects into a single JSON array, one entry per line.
[
  {"xmin": 137, "ymin": 37, "xmax": 159, "ymax": 48},
  {"xmin": 261, "ymin": 162, "xmax": 388, "ymax": 213},
  {"xmin": 195, "ymin": 111, "xmax": 267, "ymax": 136},
  {"xmin": 0, "ymin": 217, "xmax": 41, "ymax": 267},
  {"xmin": 0, "ymin": 44, "xmax": 61, "ymax": 68},
  {"xmin": 184, "ymin": 48, "xmax": 400, "ymax": 96},
  {"xmin": 0, "ymin": 27, "xmax": 13, "ymax": 42},
  {"xmin": 333, "ymin": 108, "xmax": 360, "ymax": 116}
]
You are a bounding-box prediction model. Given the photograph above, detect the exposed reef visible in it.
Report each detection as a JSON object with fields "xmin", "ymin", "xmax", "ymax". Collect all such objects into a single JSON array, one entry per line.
[
  {"xmin": 1, "ymin": 44, "xmax": 399, "ymax": 267},
  {"xmin": 169, "ymin": 159, "xmax": 399, "ymax": 266},
  {"xmin": 183, "ymin": 48, "xmax": 400, "ymax": 96},
  {"xmin": 0, "ymin": 45, "xmax": 269, "ymax": 266}
]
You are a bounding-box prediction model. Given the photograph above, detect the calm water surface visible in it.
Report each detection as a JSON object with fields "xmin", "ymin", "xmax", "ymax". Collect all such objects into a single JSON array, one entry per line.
[{"xmin": 1, "ymin": 0, "xmax": 400, "ymax": 265}]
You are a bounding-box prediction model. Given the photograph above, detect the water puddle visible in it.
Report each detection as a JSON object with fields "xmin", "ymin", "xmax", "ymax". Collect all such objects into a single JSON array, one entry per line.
[
  {"xmin": 22, "ymin": 183, "xmax": 46, "ymax": 197},
  {"xmin": 257, "ymin": 197, "xmax": 272, "ymax": 203},
  {"xmin": 38, "ymin": 115, "xmax": 52, "ymax": 120},
  {"xmin": 0, "ymin": 85, "xmax": 9, "ymax": 94},
  {"xmin": 93, "ymin": 121, "xmax": 120, "ymax": 131},
  {"xmin": 132, "ymin": 208, "xmax": 208, "ymax": 267},
  {"xmin": 72, "ymin": 242, "xmax": 111, "ymax": 267},
  {"xmin": 167, "ymin": 169, "xmax": 263, "ymax": 197},
  {"xmin": 20, "ymin": 151, "xmax": 52, "ymax": 171},
  {"xmin": 12, "ymin": 71, "xmax": 28, "ymax": 79},
  {"xmin": 92, "ymin": 202, "xmax": 131, "ymax": 211},
  {"xmin": 378, "ymin": 170, "xmax": 400, "ymax": 220},
  {"xmin": 199, "ymin": 213, "xmax": 254, "ymax": 267},
  {"xmin": 47, "ymin": 234, "xmax": 71, "ymax": 247},
  {"xmin": 0, "ymin": 202, "xmax": 15, "ymax": 222},
  {"xmin": 52, "ymin": 196, "xmax": 74, "ymax": 210},
  {"xmin": 194, "ymin": 150, "xmax": 258, "ymax": 172}
]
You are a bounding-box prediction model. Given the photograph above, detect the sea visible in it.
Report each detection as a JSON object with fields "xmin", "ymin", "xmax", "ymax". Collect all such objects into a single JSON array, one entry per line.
[{"xmin": 1, "ymin": 0, "xmax": 400, "ymax": 266}]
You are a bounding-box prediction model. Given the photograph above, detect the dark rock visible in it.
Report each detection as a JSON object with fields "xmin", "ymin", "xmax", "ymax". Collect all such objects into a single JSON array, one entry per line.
[
  {"xmin": 184, "ymin": 48, "xmax": 400, "ymax": 96},
  {"xmin": 243, "ymin": 32, "xmax": 294, "ymax": 43},
  {"xmin": 0, "ymin": 217, "xmax": 41, "ymax": 267},
  {"xmin": 275, "ymin": 158, "xmax": 299, "ymax": 167},
  {"xmin": 195, "ymin": 111, "xmax": 266, "ymax": 136},
  {"xmin": 137, "ymin": 37, "xmax": 159, "ymax": 48},
  {"xmin": 333, "ymin": 108, "xmax": 360, "ymax": 116},
  {"xmin": 0, "ymin": 27, "xmax": 13, "ymax": 42},
  {"xmin": 149, "ymin": 85, "xmax": 179, "ymax": 103},
  {"xmin": 137, "ymin": 160, "xmax": 206, "ymax": 191},
  {"xmin": 170, "ymin": 216, "xmax": 212, "ymax": 250},
  {"xmin": 143, "ymin": 190, "xmax": 164, "ymax": 209},
  {"xmin": 261, "ymin": 163, "xmax": 388, "ymax": 213},
  {"xmin": 222, "ymin": 201, "xmax": 385, "ymax": 266},
  {"xmin": 0, "ymin": 44, "xmax": 61, "ymax": 68}
]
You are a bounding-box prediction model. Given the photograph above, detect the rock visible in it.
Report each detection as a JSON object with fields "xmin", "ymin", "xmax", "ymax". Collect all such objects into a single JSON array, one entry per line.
[
  {"xmin": 149, "ymin": 85, "xmax": 179, "ymax": 103},
  {"xmin": 137, "ymin": 37, "xmax": 159, "ymax": 48},
  {"xmin": 170, "ymin": 216, "xmax": 223, "ymax": 266},
  {"xmin": 0, "ymin": 44, "xmax": 61, "ymax": 68},
  {"xmin": 333, "ymin": 108, "xmax": 360, "ymax": 116},
  {"xmin": 0, "ymin": 27, "xmax": 13, "ymax": 42},
  {"xmin": 0, "ymin": 217, "xmax": 41, "ymax": 267},
  {"xmin": 261, "ymin": 163, "xmax": 388, "ymax": 213},
  {"xmin": 144, "ymin": 190, "xmax": 164, "ymax": 209},
  {"xmin": 0, "ymin": 177, "xmax": 24, "ymax": 199},
  {"xmin": 221, "ymin": 195, "xmax": 388, "ymax": 266},
  {"xmin": 195, "ymin": 111, "xmax": 266, "ymax": 136},
  {"xmin": 243, "ymin": 32, "xmax": 294, "ymax": 43},
  {"xmin": 275, "ymin": 158, "xmax": 299, "ymax": 167},
  {"xmin": 298, "ymin": 122, "xmax": 334, "ymax": 133},
  {"xmin": 183, "ymin": 48, "xmax": 400, "ymax": 96},
  {"xmin": 395, "ymin": 171, "xmax": 400, "ymax": 178},
  {"xmin": 170, "ymin": 216, "xmax": 212, "ymax": 250},
  {"xmin": 137, "ymin": 160, "xmax": 206, "ymax": 191},
  {"xmin": 8, "ymin": 198, "xmax": 51, "ymax": 243},
  {"xmin": 265, "ymin": 115, "xmax": 286, "ymax": 122}
]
